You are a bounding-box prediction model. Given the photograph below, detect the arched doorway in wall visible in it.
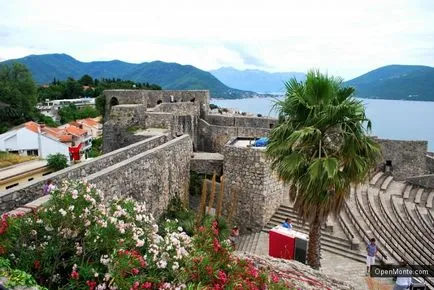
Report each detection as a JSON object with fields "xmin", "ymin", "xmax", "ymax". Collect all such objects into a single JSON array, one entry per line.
[{"xmin": 110, "ymin": 97, "xmax": 119, "ymax": 108}]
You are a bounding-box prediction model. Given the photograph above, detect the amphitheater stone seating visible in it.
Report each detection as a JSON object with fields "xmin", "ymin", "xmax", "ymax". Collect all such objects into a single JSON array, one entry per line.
[
  {"xmin": 414, "ymin": 188, "xmax": 424, "ymax": 204},
  {"xmin": 403, "ymin": 184, "xmax": 412, "ymax": 199},
  {"xmin": 426, "ymin": 190, "xmax": 434, "ymax": 209},
  {"xmin": 380, "ymin": 175, "xmax": 393, "ymax": 191},
  {"xmin": 370, "ymin": 172, "xmax": 383, "ymax": 186}
]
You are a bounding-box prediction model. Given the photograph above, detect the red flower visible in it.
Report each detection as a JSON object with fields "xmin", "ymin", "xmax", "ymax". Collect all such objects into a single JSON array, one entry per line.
[
  {"xmin": 271, "ymin": 272, "xmax": 280, "ymax": 283},
  {"xmin": 206, "ymin": 265, "xmax": 213, "ymax": 275},
  {"xmin": 33, "ymin": 260, "xmax": 41, "ymax": 270},
  {"xmin": 213, "ymin": 238, "xmax": 221, "ymax": 252},
  {"xmin": 131, "ymin": 268, "xmax": 139, "ymax": 275},
  {"xmin": 86, "ymin": 280, "xmax": 97, "ymax": 290},
  {"xmin": 71, "ymin": 270, "xmax": 79, "ymax": 280},
  {"xmin": 199, "ymin": 226, "xmax": 205, "ymax": 232},
  {"xmin": 212, "ymin": 284, "xmax": 224, "ymax": 290},
  {"xmin": 217, "ymin": 270, "xmax": 227, "ymax": 284},
  {"xmin": 130, "ymin": 281, "xmax": 140, "ymax": 290},
  {"xmin": 248, "ymin": 267, "xmax": 258, "ymax": 278},
  {"xmin": 0, "ymin": 214, "xmax": 8, "ymax": 235},
  {"xmin": 141, "ymin": 282, "xmax": 152, "ymax": 289}
]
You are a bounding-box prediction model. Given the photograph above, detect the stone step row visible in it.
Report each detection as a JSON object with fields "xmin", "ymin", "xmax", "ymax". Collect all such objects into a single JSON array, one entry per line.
[
  {"xmin": 277, "ymin": 204, "xmax": 334, "ymax": 231},
  {"xmin": 237, "ymin": 232, "xmax": 261, "ymax": 254},
  {"xmin": 261, "ymin": 226, "xmax": 365, "ymax": 264},
  {"xmin": 263, "ymin": 222, "xmax": 351, "ymax": 249}
]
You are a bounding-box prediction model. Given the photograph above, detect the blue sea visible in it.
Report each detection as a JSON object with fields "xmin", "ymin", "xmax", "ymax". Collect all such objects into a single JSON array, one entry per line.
[{"xmin": 211, "ymin": 97, "xmax": 434, "ymax": 151}]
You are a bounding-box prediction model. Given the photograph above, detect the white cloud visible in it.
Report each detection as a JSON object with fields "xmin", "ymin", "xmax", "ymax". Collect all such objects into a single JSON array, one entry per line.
[{"xmin": 0, "ymin": 0, "xmax": 433, "ymax": 79}]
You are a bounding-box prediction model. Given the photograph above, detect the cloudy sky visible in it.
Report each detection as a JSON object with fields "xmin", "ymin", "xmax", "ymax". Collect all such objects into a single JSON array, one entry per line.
[{"xmin": 1, "ymin": 0, "xmax": 433, "ymax": 79}]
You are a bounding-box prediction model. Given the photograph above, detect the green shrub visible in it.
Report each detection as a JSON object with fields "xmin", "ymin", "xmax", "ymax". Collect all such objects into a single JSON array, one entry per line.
[
  {"xmin": 209, "ymin": 103, "xmax": 219, "ymax": 110},
  {"xmin": 46, "ymin": 153, "xmax": 68, "ymax": 170},
  {"xmin": 0, "ymin": 180, "xmax": 289, "ymax": 289},
  {"xmin": 0, "ymin": 257, "xmax": 47, "ymax": 289},
  {"xmin": 88, "ymin": 137, "xmax": 103, "ymax": 158},
  {"xmin": 0, "ymin": 179, "xmax": 192, "ymax": 289}
]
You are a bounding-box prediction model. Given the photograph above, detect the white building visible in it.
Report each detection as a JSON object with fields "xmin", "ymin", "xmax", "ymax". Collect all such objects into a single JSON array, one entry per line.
[
  {"xmin": 36, "ymin": 98, "xmax": 96, "ymax": 121},
  {"xmin": 0, "ymin": 124, "xmax": 69, "ymax": 160}
]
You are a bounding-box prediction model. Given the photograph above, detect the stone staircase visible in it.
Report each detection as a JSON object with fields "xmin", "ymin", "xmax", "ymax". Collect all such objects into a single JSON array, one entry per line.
[
  {"xmin": 261, "ymin": 204, "xmax": 367, "ymax": 264},
  {"xmin": 237, "ymin": 232, "xmax": 262, "ymax": 254}
]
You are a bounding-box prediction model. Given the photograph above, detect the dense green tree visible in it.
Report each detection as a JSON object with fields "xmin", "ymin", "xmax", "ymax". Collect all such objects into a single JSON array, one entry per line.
[
  {"xmin": 58, "ymin": 104, "xmax": 99, "ymax": 124},
  {"xmin": 79, "ymin": 74, "xmax": 93, "ymax": 86},
  {"xmin": 266, "ymin": 70, "xmax": 381, "ymax": 269},
  {"xmin": 35, "ymin": 113, "xmax": 58, "ymax": 127},
  {"xmin": 95, "ymin": 95, "xmax": 106, "ymax": 118},
  {"xmin": 64, "ymin": 77, "xmax": 83, "ymax": 99},
  {"xmin": 47, "ymin": 153, "xmax": 68, "ymax": 170},
  {"xmin": 0, "ymin": 63, "xmax": 38, "ymax": 132}
]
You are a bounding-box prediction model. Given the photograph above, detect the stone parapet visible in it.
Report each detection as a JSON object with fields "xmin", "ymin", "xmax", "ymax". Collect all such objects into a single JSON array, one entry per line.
[
  {"xmin": 222, "ymin": 140, "xmax": 285, "ymax": 233},
  {"xmin": 406, "ymin": 174, "xmax": 434, "ymax": 189},
  {"xmin": 0, "ymin": 134, "xmax": 168, "ymax": 214},
  {"xmin": 191, "ymin": 152, "xmax": 224, "ymax": 176},
  {"xmin": 87, "ymin": 135, "xmax": 192, "ymax": 217},
  {"xmin": 376, "ymin": 139, "xmax": 428, "ymax": 180}
]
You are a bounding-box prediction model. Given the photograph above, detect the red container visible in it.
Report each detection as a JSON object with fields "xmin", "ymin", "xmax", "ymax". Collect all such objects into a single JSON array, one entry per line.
[{"xmin": 268, "ymin": 228, "xmax": 296, "ymax": 260}]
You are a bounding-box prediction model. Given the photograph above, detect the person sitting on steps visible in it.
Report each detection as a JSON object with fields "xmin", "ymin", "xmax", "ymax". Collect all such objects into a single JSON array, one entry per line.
[{"xmin": 282, "ymin": 218, "xmax": 293, "ymax": 230}]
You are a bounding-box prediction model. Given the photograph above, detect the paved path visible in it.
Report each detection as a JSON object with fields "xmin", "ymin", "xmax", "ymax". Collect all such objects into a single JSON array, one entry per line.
[{"xmin": 254, "ymin": 232, "xmax": 395, "ymax": 290}]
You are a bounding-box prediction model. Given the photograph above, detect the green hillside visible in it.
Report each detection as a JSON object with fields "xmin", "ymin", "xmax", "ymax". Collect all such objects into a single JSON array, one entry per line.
[
  {"xmin": 345, "ymin": 65, "xmax": 434, "ymax": 101},
  {"xmin": 0, "ymin": 54, "xmax": 260, "ymax": 99}
]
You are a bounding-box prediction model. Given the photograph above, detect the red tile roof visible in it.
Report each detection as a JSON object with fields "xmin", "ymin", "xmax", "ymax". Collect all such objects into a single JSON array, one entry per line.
[
  {"xmin": 77, "ymin": 118, "xmax": 99, "ymax": 127},
  {"xmin": 24, "ymin": 121, "xmax": 40, "ymax": 133},
  {"xmin": 66, "ymin": 125, "xmax": 87, "ymax": 137}
]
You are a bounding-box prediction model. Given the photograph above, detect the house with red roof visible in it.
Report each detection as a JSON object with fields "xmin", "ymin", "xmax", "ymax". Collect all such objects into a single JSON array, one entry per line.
[
  {"xmin": 0, "ymin": 122, "xmax": 69, "ymax": 160},
  {"xmin": 0, "ymin": 120, "xmax": 94, "ymax": 162}
]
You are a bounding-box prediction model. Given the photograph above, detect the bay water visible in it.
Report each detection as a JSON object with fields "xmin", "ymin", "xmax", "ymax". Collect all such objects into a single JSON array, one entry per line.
[{"xmin": 211, "ymin": 97, "xmax": 434, "ymax": 151}]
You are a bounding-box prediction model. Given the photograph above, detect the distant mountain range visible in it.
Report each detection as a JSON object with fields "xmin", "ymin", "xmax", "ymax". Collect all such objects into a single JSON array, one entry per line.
[
  {"xmin": 209, "ymin": 67, "xmax": 306, "ymax": 93},
  {"xmin": 344, "ymin": 65, "xmax": 434, "ymax": 101},
  {"xmin": 2, "ymin": 54, "xmax": 433, "ymax": 101},
  {"xmin": 0, "ymin": 54, "xmax": 263, "ymax": 99}
]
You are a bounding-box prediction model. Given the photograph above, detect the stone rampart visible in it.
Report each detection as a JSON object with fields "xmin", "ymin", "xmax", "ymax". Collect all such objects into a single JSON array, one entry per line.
[
  {"xmin": 87, "ymin": 135, "xmax": 192, "ymax": 217},
  {"xmin": 104, "ymin": 90, "xmax": 148, "ymax": 120},
  {"xmin": 145, "ymin": 112, "xmax": 176, "ymax": 132},
  {"xmin": 191, "ymin": 153, "xmax": 224, "ymax": 175},
  {"xmin": 103, "ymin": 104, "xmax": 149, "ymax": 153},
  {"xmin": 205, "ymin": 114, "xmax": 276, "ymax": 129},
  {"xmin": 234, "ymin": 116, "xmax": 276, "ymax": 128},
  {"xmin": 198, "ymin": 119, "xmax": 271, "ymax": 153},
  {"xmin": 0, "ymin": 134, "xmax": 168, "ymax": 214},
  {"xmin": 143, "ymin": 90, "xmax": 209, "ymax": 118},
  {"xmin": 222, "ymin": 139, "xmax": 286, "ymax": 233},
  {"xmin": 426, "ymin": 154, "xmax": 434, "ymax": 174},
  {"xmin": 205, "ymin": 114, "xmax": 235, "ymax": 126},
  {"xmin": 376, "ymin": 139, "xmax": 428, "ymax": 180},
  {"xmin": 406, "ymin": 174, "xmax": 434, "ymax": 189},
  {"xmin": 153, "ymin": 102, "xmax": 200, "ymax": 116}
]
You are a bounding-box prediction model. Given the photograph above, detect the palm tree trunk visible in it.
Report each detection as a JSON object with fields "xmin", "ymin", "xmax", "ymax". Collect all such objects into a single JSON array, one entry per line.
[{"xmin": 307, "ymin": 213, "xmax": 322, "ymax": 269}]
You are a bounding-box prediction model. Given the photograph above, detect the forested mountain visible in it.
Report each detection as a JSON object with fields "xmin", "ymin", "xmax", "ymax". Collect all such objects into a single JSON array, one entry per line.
[
  {"xmin": 344, "ymin": 65, "xmax": 434, "ymax": 101},
  {"xmin": 210, "ymin": 67, "xmax": 306, "ymax": 93},
  {"xmin": 0, "ymin": 54, "xmax": 261, "ymax": 99}
]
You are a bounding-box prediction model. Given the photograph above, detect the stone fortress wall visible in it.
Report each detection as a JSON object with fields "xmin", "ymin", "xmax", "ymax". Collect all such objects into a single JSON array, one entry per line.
[
  {"xmin": 222, "ymin": 138, "xmax": 287, "ymax": 233},
  {"xmin": 1, "ymin": 134, "xmax": 169, "ymax": 214},
  {"xmin": 3, "ymin": 89, "xmax": 433, "ymax": 233},
  {"xmin": 425, "ymin": 152, "xmax": 434, "ymax": 173},
  {"xmin": 376, "ymin": 139, "xmax": 428, "ymax": 180}
]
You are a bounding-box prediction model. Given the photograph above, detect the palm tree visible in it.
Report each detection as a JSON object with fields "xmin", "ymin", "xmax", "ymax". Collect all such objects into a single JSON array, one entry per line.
[{"xmin": 266, "ymin": 70, "xmax": 381, "ymax": 269}]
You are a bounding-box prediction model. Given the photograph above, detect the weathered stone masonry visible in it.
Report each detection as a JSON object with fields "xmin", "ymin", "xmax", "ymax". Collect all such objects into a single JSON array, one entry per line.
[
  {"xmin": 377, "ymin": 139, "xmax": 428, "ymax": 180},
  {"xmin": 0, "ymin": 134, "xmax": 168, "ymax": 214},
  {"xmin": 87, "ymin": 135, "xmax": 192, "ymax": 217},
  {"xmin": 222, "ymin": 138, "xmax": 286, "ymax": 233}
]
